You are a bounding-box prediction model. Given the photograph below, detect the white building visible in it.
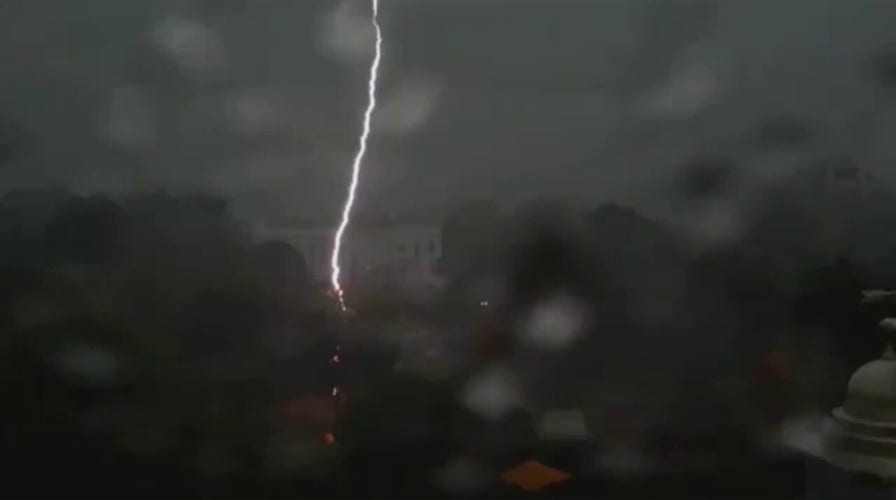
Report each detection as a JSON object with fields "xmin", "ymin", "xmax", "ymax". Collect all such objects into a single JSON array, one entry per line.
[{"xmin": 258, "ymin": 223, "xmax": 443, "ymax": 290}]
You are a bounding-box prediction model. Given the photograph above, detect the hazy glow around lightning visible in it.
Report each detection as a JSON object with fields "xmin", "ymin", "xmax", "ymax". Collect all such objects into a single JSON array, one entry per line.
[{"xmin": 330, "ymin": 0, "xmax": 381, "ymax": 310}]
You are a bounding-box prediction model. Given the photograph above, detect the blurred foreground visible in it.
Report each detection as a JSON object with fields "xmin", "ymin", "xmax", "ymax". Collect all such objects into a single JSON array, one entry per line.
[{"xmin": 3, "ymin": 184, "xmax": 896, "ymax": 497}]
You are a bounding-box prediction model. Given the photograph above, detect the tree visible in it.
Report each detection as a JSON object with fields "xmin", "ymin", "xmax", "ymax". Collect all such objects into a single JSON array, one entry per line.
[
  {"xmin": 1, "ymin": 189, "xmax": 324, "ymax": 492},
  {"xmin": 253, "ymin": 240, "xmax": 310, "ymax": 303},
  {"xmin": 44, "ymin": 195, "xmax": 123, "ymax": 266}
]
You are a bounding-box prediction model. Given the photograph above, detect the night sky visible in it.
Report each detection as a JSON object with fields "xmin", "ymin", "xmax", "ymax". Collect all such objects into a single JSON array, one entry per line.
[{"xmin": 1, "ymin": 0, "xmax": 894, "ymax": 226}]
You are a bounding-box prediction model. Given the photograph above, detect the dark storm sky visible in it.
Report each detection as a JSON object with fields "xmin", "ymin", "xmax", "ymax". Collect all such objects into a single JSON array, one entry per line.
[{"xmin": 1, "ymin": 0, "xmax": 894, "ymax": 225}]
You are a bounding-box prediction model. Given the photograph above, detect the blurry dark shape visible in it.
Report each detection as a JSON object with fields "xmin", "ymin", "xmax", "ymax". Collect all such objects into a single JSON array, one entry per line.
[
  {"xmin": 120, "ymin": 192, "xmax": 248, "ymax": 284},
  {"xmin": 0, "ymin": 188, "xmax": 74, "ymax": 263},
  {"xmin": 193, "ymin": 0, "xmax": 252, "ymax": 19},
  {"xmin": 45, "ymin": 196, "xmax": 123, "ymax": 266},
  {"xmin": 0, "ymin": 116, "xmax": 29, "ymax": 163},
  {"xmin": 586, "ymin": 203, "xmax": 679, "ymax": 250},
  {"xmin": 437, "ymin": 200, "xmax": 508, "ymax": 324},
  {"xmin": 676, "ymin": 156, "xmax": 735, "ymax": 200},
  {"xmin": 862, "ymin": 292, "xmax": 896, "ymax": 334},
  {"xmin": 507, "ymin": 203, "xmax": 595, "ymax": 304},
  {"xmin": 337, "ymin": 373, "xmax": 456, "ymax": 483},
  {"xmin": 0, "ymin": 189, "xmax": 327, "ymax": 494},
  {"xmin": 253, "ymin": 240, "xmax": 310, "ymax": 301},
  {"xmin": 178, "ymin": 288, "xmax": 269, "ymax": 378},
  {"xmin": 0, "ymin": 266, "xmax": 41, "ymax": 323},
  {"xmin": 833, "ymin": 164, "xmax": 860, "ymax": 181},
  {"xmin": 0, "ymin": 138, "xmax": 11, "ymax": 161},
  {"xmin": 282, "ymin": 396, "xmax": 337, "ymax": 423},
  {"xmin": 754, "ymin": 351, "xmax": 801, "ymax": 424},
  {"xmin": 756, "ymin": 115, "xmax": 814, "ymax": 149},
  {"xmin": 649, "ymin": 377, "xmax": 750, "ymax": 476},
  {"xmin": 0, "ymin": 186, "xmax": 72, "ymax": 210},
  {"xmin": 742, "ymin": 198, "xmax": 829, "ymax": 277},
  {"xmin": 508, "ymin": 224, "xmax": 570, "ymax": 299},
  {"xmin": 0, "ymin": 137, "xmax": 12, "ymax": 163},
  {"xmin": 796, "ymin": 156, "xmax": 873, "ymax": 191},
  {"xmin": 505, "ymin": 408, "xmax": 540, "ymax": 455},
  {"xmin": 795, "ymin": 257, "xmax": 874, "ymax": 370},
  {"xmin": 872, "ymin": 50, "xmax": 896, "ymax": 89},
  {"xmin": 585, "ymin": 203, "xmax": 686, "ymax": 320},
  {"xmin": 0, "ymin": 188, "xmax": 78, "ymax": 272},
  {"xmin": 499, "ymin": 459, "xmax": 570, "ymax": 492},
  {"xmin": 52, "ymin": 341, "xmax": 122, "ymax": 387},
  {"xmin": 441, "ymin": 199, "xmax": 503, "ymax": 278},
  {"xmin": 539, "ymin": 409, "xmax": 589, "ymax": 442},
  {"xmin": 433, "ymin": 455, "xmax": 491, "ymax": 493}
]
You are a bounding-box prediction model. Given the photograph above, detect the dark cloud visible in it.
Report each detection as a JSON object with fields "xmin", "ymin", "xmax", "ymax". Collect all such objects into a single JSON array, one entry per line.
[{"xmin": 1, "ymin": 0, "xmax": 895, "ymax": 225}]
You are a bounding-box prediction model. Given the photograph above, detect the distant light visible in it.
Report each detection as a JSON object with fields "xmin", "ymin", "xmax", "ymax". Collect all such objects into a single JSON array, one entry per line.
[
  {"xmin": 331, "ymin": 354, "xmax": 341, "ymax": 364},
  {"xmin": 332, "ymin": 386, "xmax": 340, "ymax": 397},
  {"xmin": 462, "ymin": 364, "xmax": 521, "ymax": 421},
  {"xmin": 324, "ymin": 432, "xmax": 336, "ymax": 445},
  {"xmin": 519, "ymin": 293, "xmax": 589, "ymax": 350},
  {"xmin": 480, "ymin": 301, "xmax": 489, "ymax": 307}
]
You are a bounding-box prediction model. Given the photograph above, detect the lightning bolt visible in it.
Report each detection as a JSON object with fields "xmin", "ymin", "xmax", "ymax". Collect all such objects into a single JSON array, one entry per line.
[{"xmin": 330, "ymin": 0, "xmax": 382, "ymax": 311}]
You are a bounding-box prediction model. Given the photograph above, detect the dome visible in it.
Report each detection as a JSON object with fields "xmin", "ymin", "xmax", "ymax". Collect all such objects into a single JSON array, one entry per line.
[
  {"xmin": 842, "ymin": 356, "xmax": 896, "ymax": 421},
  {"xmin": 826, "ymin": 338, "xmax": 896, "ymax": 477}
]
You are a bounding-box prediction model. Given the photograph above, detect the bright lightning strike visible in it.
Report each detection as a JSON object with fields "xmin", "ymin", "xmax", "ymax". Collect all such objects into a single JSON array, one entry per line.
[{"xmin": 330, "ymin": 0, "xmax": 382, "ymax": 311}]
